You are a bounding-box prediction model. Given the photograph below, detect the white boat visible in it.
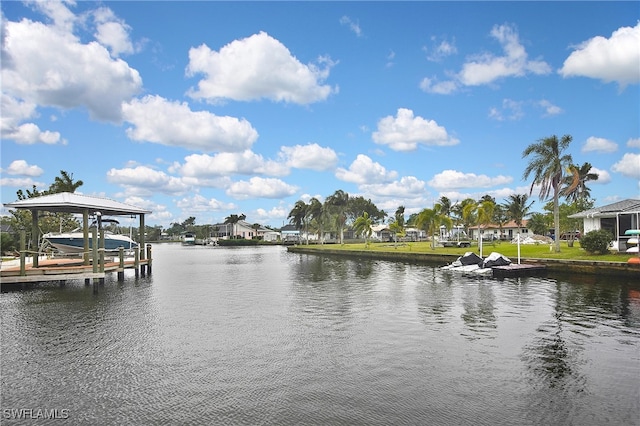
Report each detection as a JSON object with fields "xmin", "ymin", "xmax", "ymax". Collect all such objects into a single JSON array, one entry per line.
[
  {"xmin": 43, "ymin": 219, "xmax": 138, "ymax": 254},
  {"xmin": 182, "ymin": 232, "xmax": 196, "ymax": 245}
]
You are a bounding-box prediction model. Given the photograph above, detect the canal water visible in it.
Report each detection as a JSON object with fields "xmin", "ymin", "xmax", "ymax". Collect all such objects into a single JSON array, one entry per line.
[{"xmin": 1, "ymin": 244, "xmax": 639, "ymax": 425}]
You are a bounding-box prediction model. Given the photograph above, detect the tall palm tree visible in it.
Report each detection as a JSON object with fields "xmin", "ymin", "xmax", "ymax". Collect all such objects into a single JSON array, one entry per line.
[
  {"xmin": 288, "ymin": 200, "xmax": 309, "ymax": 244},
  {"xmin": 438, "ymin": 197, "xmax": 452, "ymax": 218},
  {"xmin": 523, "ymin": 134, "xmax": 573, "ymax": 252},
  {"xmin": 325, "ymin": 190, "xmax": 349, "ymax": 244},
  {"xmin": 503, "ymin": 194, "xmax": 534, "ymax": 237},
  {"xmin": 353, "ymin": 212, "xmax": 373, "ymax": 246},
  {"xmin": 416, "ymin": 204, "xmax": 452, "ymax": 249},
  {"xmin": 394, "ymin": 205, "xmax": 406, "ymax": 228},
  {"xmin": 563, "ymin": 162, "xmax": 599, "ymax": 203},
  {"xmin": 307, "ymin": 197, "xmax": 325, "ymax": 243}
]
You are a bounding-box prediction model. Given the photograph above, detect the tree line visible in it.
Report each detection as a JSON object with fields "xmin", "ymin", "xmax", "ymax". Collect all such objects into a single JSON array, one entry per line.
[{"xmin": 288, "ymin": 134, "xmax": 598, "ymax": 251}]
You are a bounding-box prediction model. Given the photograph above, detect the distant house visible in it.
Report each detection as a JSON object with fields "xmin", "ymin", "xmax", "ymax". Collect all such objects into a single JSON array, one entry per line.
[
  {"xmin": 371, "ymin": 224, "xmax": 392, "ymax": 241},
  {"xmin": 212, "ymin": 220, "xmax": 269, "ymax": 239},
  {"xmin": 469, "ymin": 220, "xmax": 530, "ymax": 241},
  {"xmin": 280, "ymin": 224, "xmax": 300, "ymax": 243},
  {"xmin": 568, "ymin": 199, "xmax": 640, "ymax": 251}
]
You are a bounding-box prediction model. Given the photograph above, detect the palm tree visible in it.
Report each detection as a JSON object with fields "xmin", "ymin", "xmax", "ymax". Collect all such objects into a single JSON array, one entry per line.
[
  {"xmin": 307, "ymin": 198, "xmax": 324, "ymax": 243},
  {"xmin": 523, "ymin": 134, "xmax": 573, "ymax": 252},
  {"xmin": 503, "ymin": 194, "xmax": 534, "ymax": 238},
  {"xmin": 394, "ymin": 205, "xmax": 406, "ymax": 227},
  {"xmin": 438, "ymin": 197, "xmax": 452, "ymax": 218},
  {"xmin": 416, "ymin": 204, "xmax": 452, "ymax": 249},
  {"xmin": 476, "ymin": 200, "xmax": 495, "ymax": 256},
  {"xmin": 353, "ymin": 212, "xmax": 373, "ymax": 247},
  {"xmin": 325, "ymin": 190, "xmax": 349, "ymax": 244},
  {"xmin": 288, "ymin": 200, "xmax": 309, "ymax": 244},
  {"xmin": 563, "ymin": 162, "xmax": 599, "ymax": 203}
]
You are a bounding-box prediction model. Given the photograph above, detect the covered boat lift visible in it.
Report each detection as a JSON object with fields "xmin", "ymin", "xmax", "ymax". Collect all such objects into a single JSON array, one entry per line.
[{"xmin": 2, "ymin": 192, "xmax": 152, "ymax": 286}]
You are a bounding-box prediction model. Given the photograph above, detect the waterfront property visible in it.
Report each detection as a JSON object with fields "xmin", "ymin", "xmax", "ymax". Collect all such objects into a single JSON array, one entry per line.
[{"xmin": 569, "ymin": 199, "xmax": 640, "ymax": 252}]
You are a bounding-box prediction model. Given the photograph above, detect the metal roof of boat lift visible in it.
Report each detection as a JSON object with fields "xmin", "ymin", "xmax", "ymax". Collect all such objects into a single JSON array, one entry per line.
[{"xmin": 3, "ymin": 192, "xmax": 151, "ymax": 216}]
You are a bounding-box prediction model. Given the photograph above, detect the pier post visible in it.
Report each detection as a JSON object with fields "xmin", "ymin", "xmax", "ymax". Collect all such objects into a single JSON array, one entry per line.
[
  {"xmin": 19, "ymin": 231, "xmax": 26, "ymax": 276},
  {"xmin": 134, "ymin": 247, "xmax": 140, "ymax": 278},
  {"xmin": 92, "ymin": 227, "xmax": 99, "ymax": 289},
  {"xmin": 146, "ymin": 244, "xmax": 152, "ymax": 275},
  {"xmin": 118, "ymin": 247, "xmax": 125, "ymax": 281},
  {"xmin": 99, "ymin": 228, "xmax": 105, "ymax": 285}
]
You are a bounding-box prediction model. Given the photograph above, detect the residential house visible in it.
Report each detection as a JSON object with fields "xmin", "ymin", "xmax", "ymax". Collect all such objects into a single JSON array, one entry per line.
[
  {"xmin": 568, "ymin": 199, "xmax": 640, "ymax": 251},
  {"xmin": 468, "ymin": 220, "xmax": 530, "ymax": 241},
  {"xmin": 280, "ymin": 224, "xmax": 301, "ymax": 243},
  {"xmin": 212, "ymin": 220, "xmax": 269, "ymax": 240},
  {"xmin": 371, "ymin": 224, "xmax": 392, "ymax": 242}
]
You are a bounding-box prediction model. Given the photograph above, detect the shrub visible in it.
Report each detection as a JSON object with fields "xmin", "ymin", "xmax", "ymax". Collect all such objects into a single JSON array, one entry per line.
[{"xmin": 580, "ymin": 229, "xmax": 613, "ymax": 254}]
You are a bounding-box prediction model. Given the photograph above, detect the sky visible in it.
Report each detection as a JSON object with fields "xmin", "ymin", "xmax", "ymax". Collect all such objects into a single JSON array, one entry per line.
[{"xmin": 1, "ymin": 1, "xmax": 639, "ymax": 228}]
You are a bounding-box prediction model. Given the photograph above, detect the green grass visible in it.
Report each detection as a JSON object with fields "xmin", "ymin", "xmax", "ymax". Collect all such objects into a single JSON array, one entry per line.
[{"xmin": 300, "ymin": 240, "xmax": 636, "ymax": 263}]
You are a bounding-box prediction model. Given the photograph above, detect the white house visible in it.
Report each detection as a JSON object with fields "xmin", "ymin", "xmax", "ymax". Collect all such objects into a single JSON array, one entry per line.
[
  {"xmin": 469, "ymin": 220, "xmax": 530, "ymax": 241},
  {"xmin": 568, "ymin": 199, "xmax": 640, "ymax": 251}
]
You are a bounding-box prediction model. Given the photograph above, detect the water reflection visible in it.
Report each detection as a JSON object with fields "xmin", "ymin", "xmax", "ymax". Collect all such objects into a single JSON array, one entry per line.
[{"xmin": 1, "ymin": 245, "xmax": 638, "ymax": 425}]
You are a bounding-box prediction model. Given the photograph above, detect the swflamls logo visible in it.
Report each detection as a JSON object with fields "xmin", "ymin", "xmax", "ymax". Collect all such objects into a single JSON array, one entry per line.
[{"xmin": 2, "ymin": 408, "xmax": 69, "ymax": 420}]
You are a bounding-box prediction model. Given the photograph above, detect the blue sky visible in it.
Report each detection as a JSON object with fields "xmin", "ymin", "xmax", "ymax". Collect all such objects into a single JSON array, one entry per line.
[{"xmin": 1, "ymin": 1, "xmax": 639, "ymax": 228}]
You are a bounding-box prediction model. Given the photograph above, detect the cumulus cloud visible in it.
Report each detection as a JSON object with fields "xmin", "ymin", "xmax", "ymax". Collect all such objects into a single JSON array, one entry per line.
[
  {"xmin": 1, "ymin": 6, "xmax": 142, "ymax": 122},
  {"xmin": 458, "ymin": 24, "xmax": 551, "ymax": 86},
  {"xmin": 559, "ymin": 22, "xmax": 640, "ymax": 88},
  {"xmin": 106, "ymin": 166, "xmax": 191, "ymax": 195},
  {"xmin": 372, "ymin": 108, "xmax": 459, "ymax": 151},
  {"xmin": 419, "ymin": 77, "xmax": 459, "ymax": 95},
  {"xmin": 122, "ymin": 95, "xmax": 258, "ymax": 152},
  {"xmin": 226, "ymin": 177, "xmax": 298, "ymax": 200},
  {"xmin": 4, "ymin": 160, "xmax": 44, "ymax": 177},
  {"xmin": 589, "ymin": 166, "xmax": 611, "ymax": 184},
  {"xmin": 92, "ymin": 7, "xmax": 137, "ymax": 57},
  {"xmin": 178, "ymin": 151, "xmax": 288, "ymax": 178},
  {"xmin": 611, "ymin": 153, "xmax": 640, "ymax": 178},
  {"xmin": 335, "ymin": 154, "xmax": 398, "ymax": 184},
  {"xmin": 428, "ymin": 170, "xmax": 513, "ymax": 190},
  {"xmin": 627, "ymin": 138, "xmax": 640, "ymax": 148},
  {"xmin": 186, "ymin": 31, "xmax": 337, "ymax": 104},
  {"xmin": 359, "ymin": 176, "xmax": 427, "ymax": 198},
  {"xmin": 278, "ymin": 143, "xmax": 338, "ymax": 171},
  {"xmin": 175, "ymin": 194, "xmax": 237, "ymax": 212},
  {"xmin": 582, "ymin": 136, "xmax": 618, "ymax": 153},
  {"xmin": 1, "ymin": 95, "xmax": 65, "ymax": 145},
  {"xmin": 537, "ymin": 99, "xmax": 564, "ymax": 117}
]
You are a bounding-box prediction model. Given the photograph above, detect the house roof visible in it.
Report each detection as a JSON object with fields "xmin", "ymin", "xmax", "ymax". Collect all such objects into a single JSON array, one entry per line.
[
  {"xmin": 568, "ymin": 199, "xmax": 640, "ymax": 219},
  {"xmin": 3, "ymin": 192, "xmax": 151, "ymax": 216},
  {"xmin": 469, "ymin": 220, "xmax": 529, "ymax": 230}
]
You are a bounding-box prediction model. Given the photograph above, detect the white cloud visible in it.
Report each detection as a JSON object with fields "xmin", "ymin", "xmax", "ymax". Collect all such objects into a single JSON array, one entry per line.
[
  {"xmin": 186, "ymin": 31, "xmax": 337, "ymax": 104},
  {"xmin": 339, "ymin": 16, "xmax": 362, "ymax": 37},
  {"xmin": 178, "ymin": 151, "xmax": 288, "ymax": 177},
  {"xmin": 424, "ymin": 36, "xmax": 457, "ymax": 62},
  {"xmin": 611, "ymin": 153, "xmax": 640, "ymax": 178},
  {"xmin": 488, "ymin": 99, "xmax": 524, "ymax": 121},
  {"xmin": 627, "ymin": 138, "xmax": 640, "ymax": 148},
  {"xmin": 335, "ymin": 154, "xmax": 398, "ymax": 184},
  {"xmin": 372, "ymin": 108, "xmax": 459, "ymax": 151},
  {"xmin": 589, "ymin": 166, "xmax": 611, "ymax": 184},
  {"xmin": 0, "ymin": 177, "xmax": 46, "ymax": 190},
  {"xmin": 1, "ymin": 11, "xmax": 142, "ymax": 122},
  {"xmin": 559, "ymin": 22, "xmax": 640, "ymax": 87},
  {"xmin": 537, "ymin": 99, "xmax": 563, "ymax": 117},
  {"xmin": 428, "ymin": 169, "xmax": 513, "ymax": 190},
  {"xmin": 458, "ymin": 24, "xmax": 551, "ymax": 86},
  {"xmin": 122, "ymin": 95, "xmax": 258, "ymax": 152},
  {"xmin": 279, "ymin": 143, "xmax": 338, "ymax": 171},
  {"xmin": 359, "ymin": 176, "xmax": 427, "ymax": 198},
  {"xmin": 582, "ymin": 136, "xmax": 618, "ymax": 153},
  {"xmin": 92, "ymin": 7, "xmax": 136, "ymax": 57},
  {"xmin": 4, "ymin": 160, "xmax": 44, "ymax": 177},
  {"xmin": 1, "ymin": 95, "xmax": 64, "ymax": 145},
  {"xmin": 175, "ymin": 194, "xmax": 237, "ymax": 212},
  {"xmin": 255, "ymin": 205, "xmax": 290, "ymax": 222},
  {"xmin": 226, "ymin": 177, "xmax": 298, "ymax": 200},
  {"xmin": 106, "ymin": 166, "xmax": 191, "ymax": 195},
  {"xmin": 419, "ymin": 77, "xmax": 459, "ymax": 95}
]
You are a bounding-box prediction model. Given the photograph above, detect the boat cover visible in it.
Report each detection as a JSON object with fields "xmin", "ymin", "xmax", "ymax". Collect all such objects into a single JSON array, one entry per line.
[
  {"xmin": 457, "ymin": 252, "xmax": 483, "ymax": 266},
  {"xmin": 482, "ymin": 252, "xmax": 512, "ymax": 268}
]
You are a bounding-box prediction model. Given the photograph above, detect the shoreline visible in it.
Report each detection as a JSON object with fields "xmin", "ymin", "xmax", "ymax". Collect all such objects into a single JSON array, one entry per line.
[{"xmin": 286, "ymin": 245, "xmax": 640, "ymax": 279}]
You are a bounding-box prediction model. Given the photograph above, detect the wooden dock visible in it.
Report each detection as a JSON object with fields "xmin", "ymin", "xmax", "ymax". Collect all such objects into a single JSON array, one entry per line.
[
  {"xmin": 1, "ymin": 246, "xmax": 152, "ymax": 290},
  {"xmin": 492, "ymin": 263, "xmax": 547, "ymax": 278}
]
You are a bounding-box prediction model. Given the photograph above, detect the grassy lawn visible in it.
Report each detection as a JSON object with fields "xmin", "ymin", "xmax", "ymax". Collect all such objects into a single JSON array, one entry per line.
[{"xmin": 299, "ymin": 240, "xmax": 637, "ymax": 263}]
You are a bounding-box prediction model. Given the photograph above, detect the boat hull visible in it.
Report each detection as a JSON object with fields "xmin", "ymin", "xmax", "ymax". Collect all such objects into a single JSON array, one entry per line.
[{"xmin": 44, "ymin": 234, "xmax": 138, "ymax": 253}]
